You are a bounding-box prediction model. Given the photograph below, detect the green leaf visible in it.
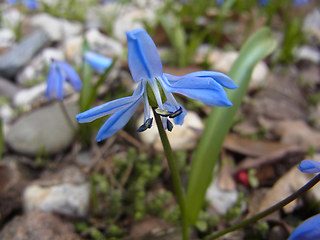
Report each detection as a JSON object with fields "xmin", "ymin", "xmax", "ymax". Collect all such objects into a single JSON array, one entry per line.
[{"xmin": 185, "ymin": 27, "xmax": 277, "ymax": 224}]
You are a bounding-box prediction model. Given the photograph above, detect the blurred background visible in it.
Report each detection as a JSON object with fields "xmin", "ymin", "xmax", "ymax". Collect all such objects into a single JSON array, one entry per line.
[{"xmin": 0, "ymin": 0, "xmax": 319, "ymax": 239}]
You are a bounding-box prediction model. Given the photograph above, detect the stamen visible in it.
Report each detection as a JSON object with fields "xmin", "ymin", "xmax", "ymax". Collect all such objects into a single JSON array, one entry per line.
[
  {"xmin": 167, "ymin": 119, "xmax": 173, "ymax": 132},
  {"xmin": 169, "ymin": 107, "xmax": 183, "ymax": 118},
  {"xmin": 137, "ymin": 118, "xmax": 153, "ymax": 132},
  {"xmin": 155, "ymin": 108, "xmax": 172, "ymax": 117}
]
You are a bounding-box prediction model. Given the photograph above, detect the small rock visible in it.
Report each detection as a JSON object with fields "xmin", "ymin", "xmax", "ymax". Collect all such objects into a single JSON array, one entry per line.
[
  {"xmin": 138, "ymin": 111, "xmax": 204, "ymax": 152},
  {"xmin": 0, "ymin": 211, "xmax": 81, "ymax": 240},
  {"xmin": 210, "ymin": 50, "xmax": 269, "ymax": 90},
  {"xmin": 294, "ymin": 45, "xmax": 320, "ymax": 64},
  {"xmin": 0, "ymin": 77, "xmax": 20, "ymax": 98},
  {"xmin": 272, "ymin": 120, "xmax": 320, "ymax": 151},
  {"xmin": 63, "ymin": 36, "xmax": 83, "ymax": 64},
  {"xmin": 206, "ymin": 178, "xmax": 239, "ymax": 215},
  {"xmin": 304, "ymin": 9, "xmax": 320, "ymax": 44},
  {"xmin": 86, "ymin": 29, "xmax": 123, "ymax": 57},
  {"xmin": 23, "ymin": 167, "xmax": 90, "ymax": 217},
  {"xmin": 16, "ymin": 48, "xmax": 64, "ymax": 86},
  {"xmin": 0, "ymin": 28, "xmax": 15, "ymax": 49},
  {"xmin": 6, "ymin": 101, "xmax": 78, "ymax": 155},
  {"xmin": 113, "ymin": 7, "xmax": 156, "ymax": 42},
  {"xmin": 0, "ymin": 105, "xmax": 14, "ymax": 123},
  {"xmin": 1, "ymin": 8, "xmax": 24, "ymax": 30},
  {"xmin": 0, "ymin": 30, "xmax": 50, "ymax": 79},
  {"xmin": 13, "ymin": 83, "xmax": 46, "ymax": 107},
  {"xmin": 31, "ymin": 13, "xmax": 82, "ymax": 42}
]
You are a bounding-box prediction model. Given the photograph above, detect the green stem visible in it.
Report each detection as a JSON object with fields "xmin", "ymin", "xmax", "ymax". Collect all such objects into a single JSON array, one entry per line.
[
  {"xmin": 58, "ymin": 101, "xmax": 77, "ymax": 133},
  {"xmin": 153, "ymin": 108, "xmax": 189, "ymax": 240},
  {"xmin": 205, "ymin": 173, "xmax": 320, "ymax": 240}
]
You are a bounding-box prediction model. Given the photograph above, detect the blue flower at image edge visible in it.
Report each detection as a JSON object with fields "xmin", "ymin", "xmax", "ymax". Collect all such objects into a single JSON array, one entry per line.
[
  {"xmin": 7, "ymin": 0, "xmax": 39, "ymax": 10},
  {"xmin": 289, "ymin": 214, "xmax": 320, "ymax": 240},
  {"xmin": 298, "ymin": 160, "xmax": 320, "ymax": 173},
  {"xmin": 46, "ymin": 60, "xmax": 82, "ymax": 100},
  {"xmin": 76, "ymin": 29, "xmax": 237, "ymax": 142},
  {"xmin": 83, "ymin": 51, "xmax": 112, "ymax": 74}
]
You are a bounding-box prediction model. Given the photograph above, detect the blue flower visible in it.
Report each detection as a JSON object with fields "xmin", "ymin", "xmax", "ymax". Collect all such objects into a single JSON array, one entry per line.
[
  {"xmin": 7, "ymin": 0, "xmax": 39, "ymax": 10},
  {"xmin": 289, "ymin": 214, "xmax": 320, "ymax": 240},
  {"xmin": 76, "ymin": 29, "xmax": 237, "ymax": 142},
  {"xmin": 83, "ymin": 51, "xmax": 112, "ymax": 74},
  {"xmin": 298, "ymin": 160, "xmax": 320, "ymax": 173},
  {"xmin": 46, "ymin": 60, "xmax": 82, "ymax": 100}
]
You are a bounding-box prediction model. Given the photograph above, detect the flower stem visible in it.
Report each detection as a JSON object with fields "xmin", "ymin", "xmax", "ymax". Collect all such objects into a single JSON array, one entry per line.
[
  {"xmin": 205, "ymin": 173, "xmax": 320, "ymax": 240},
  {"xmin": 58, "ymin": 101, "xmax": 77, "ymax": 134},
  {"xmin": 153, "ymin": 108, "xmax": 189, "ymax": 240}
]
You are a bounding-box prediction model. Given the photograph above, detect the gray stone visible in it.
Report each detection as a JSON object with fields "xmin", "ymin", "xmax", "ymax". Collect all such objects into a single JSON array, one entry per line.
[
  {"xmin": 6, "ymin": 102, "xmax": 78, "ymax": 155},
  {"xmin": 86, "ymin": 29, "xmax": 123, "ymax": 57},
  {"xmin": 23, "ymin": 167, "xmax": 90, "ymax": 218},
  {"xmin": 1, "ymin": 9, "xmax": 24, "ymax": 30},
  {"xmin": 304, "ymin": 9, "xmax": 320, "ymax": 43},
  {"xmin": 13, "ymin": 83, "xmax": 47, "ymax": 108},
  {"xmin": 0, "ymin": 28, "xmax": 15, "ymax": 48},
  {"xmin": 0, "ymin": 30, "xmax": 50, "ymax": 79},
  {"xmin": 206, "ymin": 178, "xmax": 239, "ymax": 215},
  {"xmin": 294, "ymin": 45, "xmax": 320, "ymax": 64},
  {"xmin": 31, "ymin": 13, "xmax": 82, "ymax": 42},
  {"xmin": 0, "ymin": 211, "xmax": 81, "ymax": 240}
]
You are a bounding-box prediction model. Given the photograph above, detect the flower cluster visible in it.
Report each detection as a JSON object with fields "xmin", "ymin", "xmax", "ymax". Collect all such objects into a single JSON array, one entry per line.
[{"xmin": 76, "ymin": 29, "xmax": 237, "ymax": 141}]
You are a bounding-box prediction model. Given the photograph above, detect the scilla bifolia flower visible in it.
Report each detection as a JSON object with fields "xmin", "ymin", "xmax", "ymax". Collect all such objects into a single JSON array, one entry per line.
[
  {"xmin": 83, "ymin": 51, "xmax": 112, "ymax": 74},
  {"xmin": 288, "ymin": 214, "xmax": 320, "ymax": 240},
  {"xmin": 46, "ymin": 60, "xmax": 82, "ymax": 100},
  {"xmin": 76, "ymin": 29, "xmax": 237, "ymax": 141}
]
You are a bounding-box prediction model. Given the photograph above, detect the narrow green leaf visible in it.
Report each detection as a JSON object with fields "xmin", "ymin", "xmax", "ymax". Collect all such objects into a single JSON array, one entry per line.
[{"xmin": 185, "ymin": 27, "xmax": 277, "ymax": 224}]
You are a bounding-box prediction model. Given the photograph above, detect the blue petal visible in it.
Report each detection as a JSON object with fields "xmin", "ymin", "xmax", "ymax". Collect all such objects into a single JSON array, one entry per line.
[
  {"xmin": 46, "ymin": 62, "xmax": 64, "ymax": 100},
  {"xmin": 76, "ymin": 83, "xmax": 144, "ymax": 123},
  {"xmin": 84, "ymin": 51, "xmax": 112, "ymax": 74},
  {"xmin": 289, "ymin": 214, "xmax": 320, "ymax": 240},
  {"xmin": 297, "ymin": 160, "xmax": 320, "ymax": 173},
  {"xmin": 126, "ymin": 29, "xmax": 163, "ymax": 82},
  {"xmin": 175, "ymin": 71, "xmax": 238, "ymax": 89},
  {"xmin": 162, "ymin": 75, "xmax": 233, "ymax": 107},
  {"xmin": 22, "ymin": 0, "xmax": 39, "ymax": 10},
  {"xmin": 96, "ymin": 94, "xmax": 143, "ymax": 141},
  {"xmin": 57, "ymin": 61, "xmax": 82, "ymax": 92}
]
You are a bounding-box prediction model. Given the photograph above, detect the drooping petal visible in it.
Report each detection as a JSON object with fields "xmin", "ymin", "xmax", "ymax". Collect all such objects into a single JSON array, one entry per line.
[
  {"xmin": 298, "ymin": 160, "xmax": 320, "ymax": 173},
  {"xmin": 76, "ymin": 82, "xmax": 144, "ymax": 123},
  {"xmin": 171, "ymin": 71, "xmax": 238, "ymax": 89},
  {"xmin": 96, "ymin": 95, "xmax": 143, "ymax": 141},
  {"xmin": 126, "ymin": 29, "xmax": 163, "ymax": 82},
  {"xmin": 57, "ymin": 61, "xmax": 82, "ymax": 92},
  {"xmin": 288, "ymin": 214, "xmax": 320, "ymax": 240},
  {"xmin": 84, "ymin": 51, "xmax": 112, "ymax": 74},
  {"xmin": 46, "ymin": 62, "xmax": 64, "ymax": 100},
  {"xmin": 162, "ymin": 75, "xmax": 232, "ymax": 107}
]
